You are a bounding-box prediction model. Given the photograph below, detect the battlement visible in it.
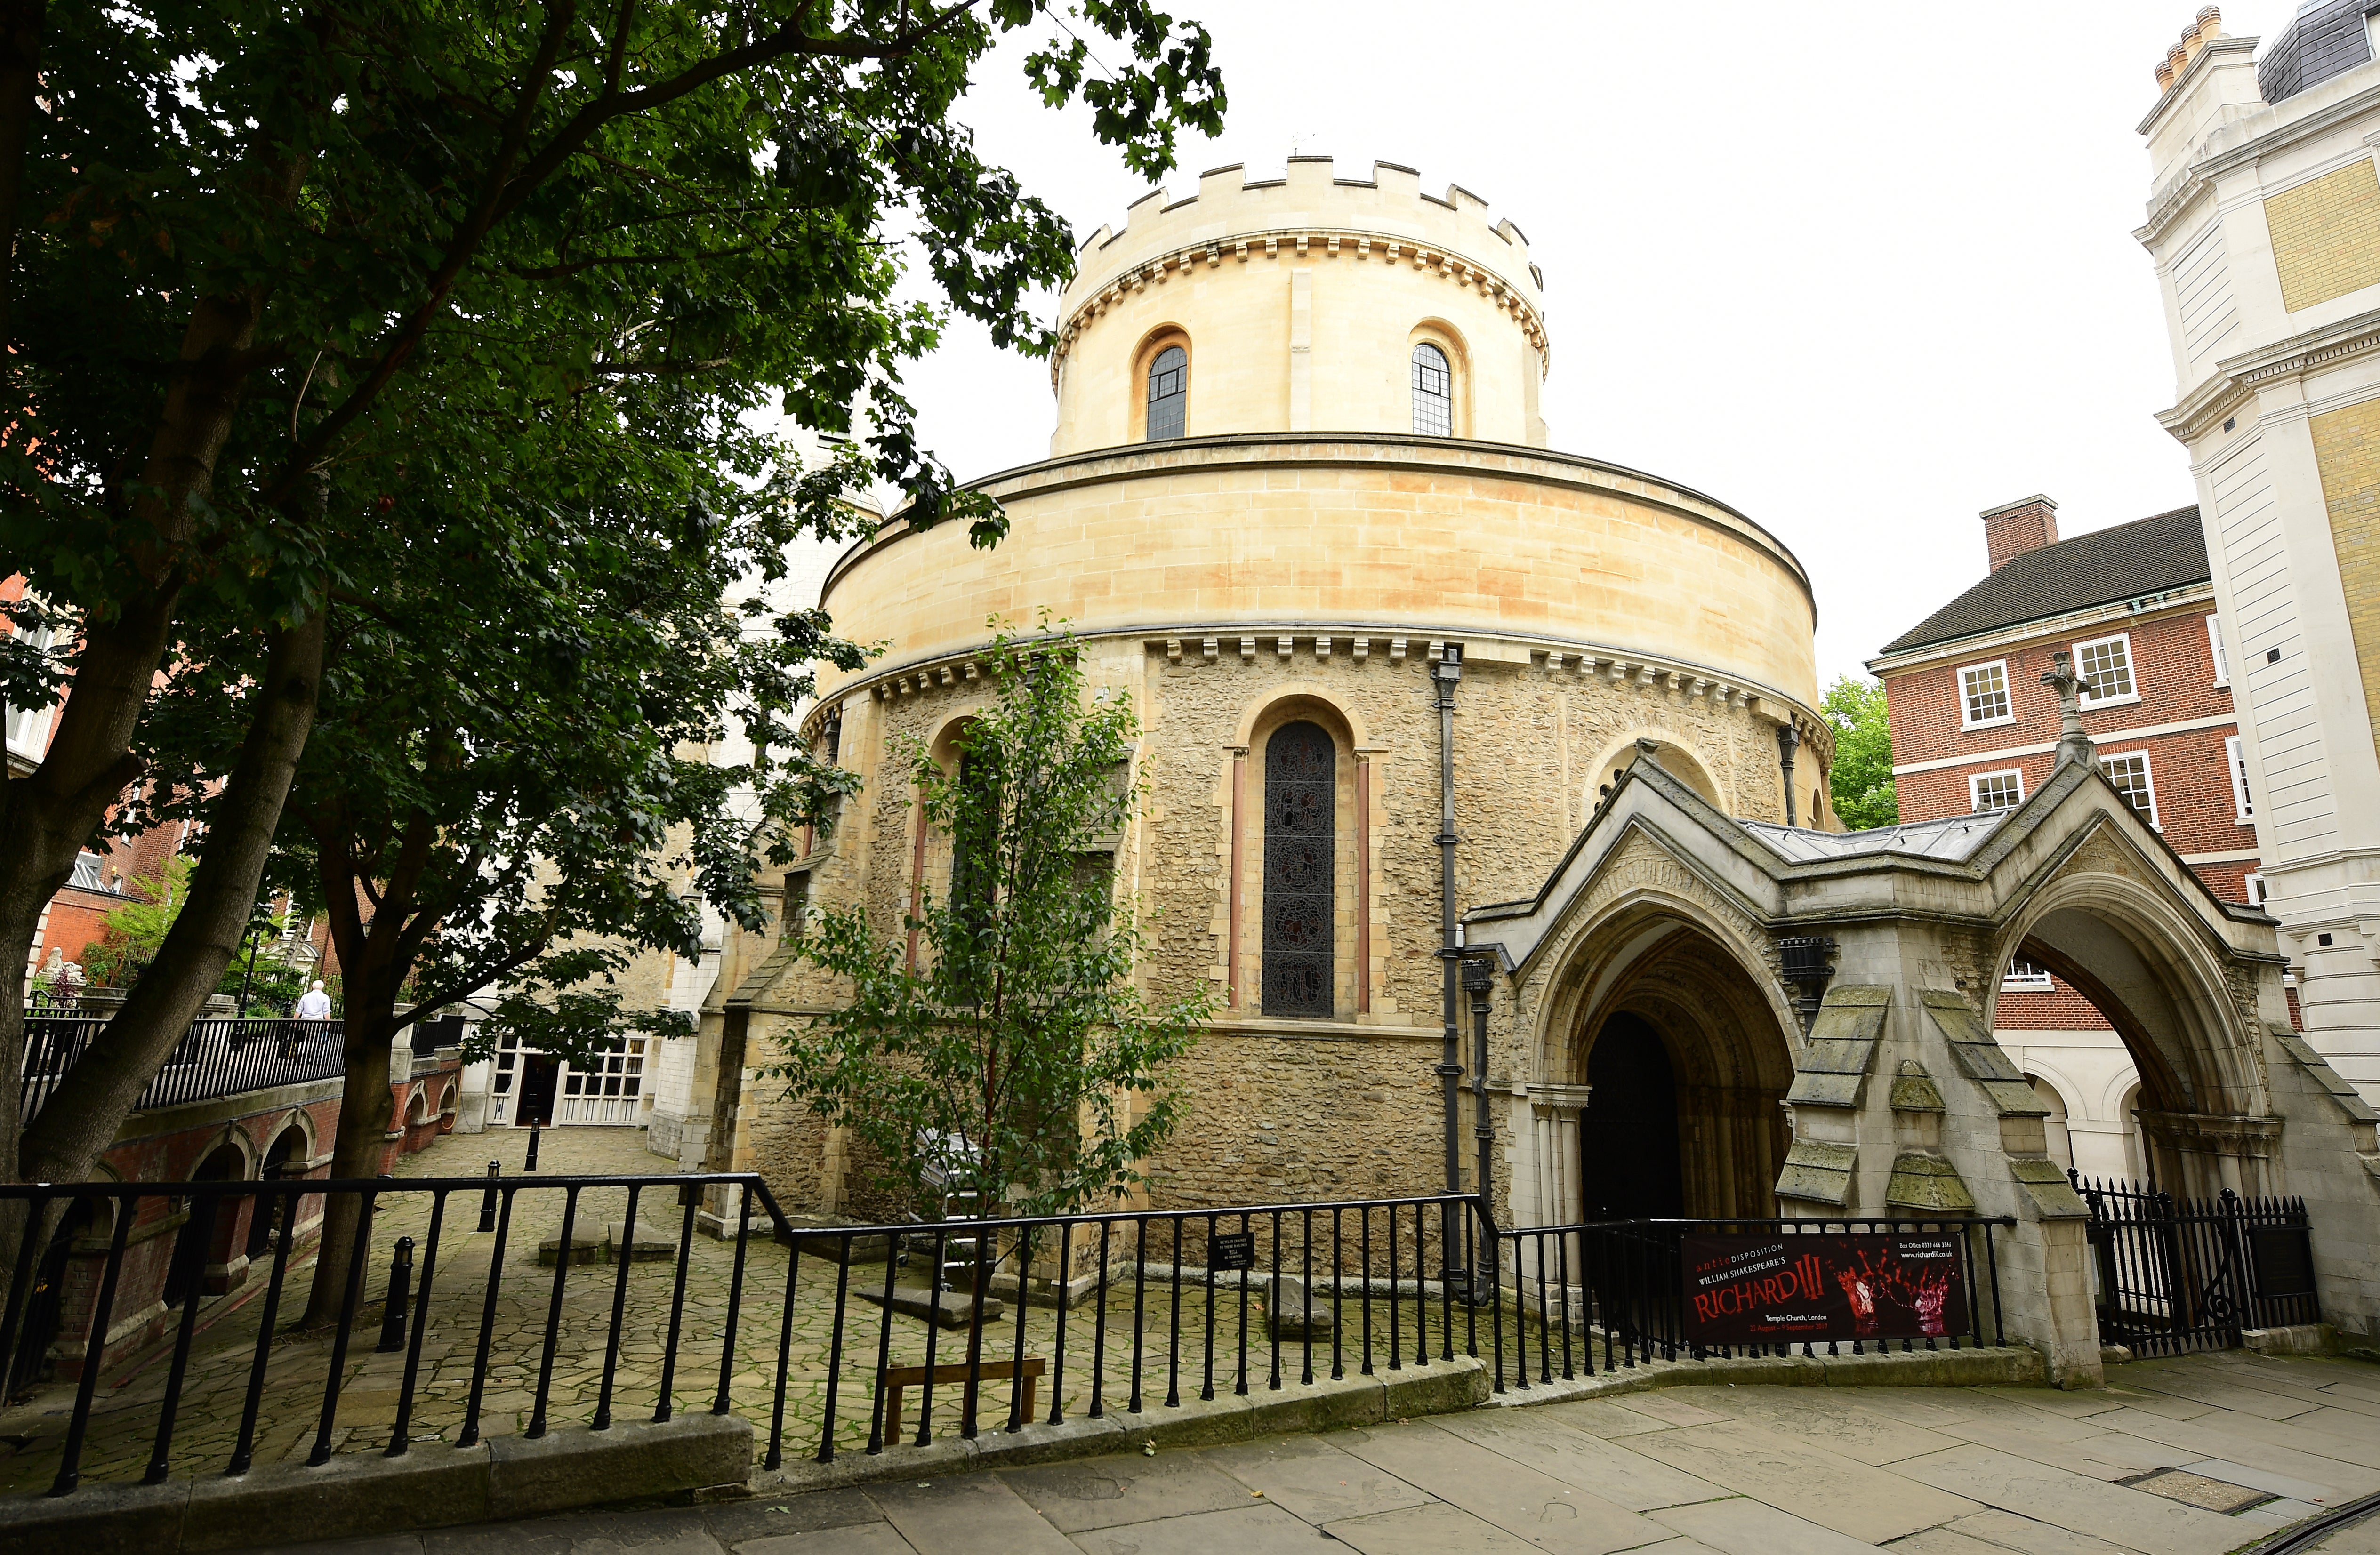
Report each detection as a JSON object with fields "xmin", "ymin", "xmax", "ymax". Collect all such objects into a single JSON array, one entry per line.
[
  {"xmin": 1052, "ymin": 157, "xmax": 1550, "ymax": 388},
  {"xmin": 1060, "ymin": 156, "xmax": 1544, "ymax": 317}
]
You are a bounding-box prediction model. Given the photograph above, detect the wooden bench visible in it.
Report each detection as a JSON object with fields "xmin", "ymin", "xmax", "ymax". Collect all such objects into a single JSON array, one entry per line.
[{"xmin": 881, "ymin": 1356, "xmax": 1046, "ymax": 1436}]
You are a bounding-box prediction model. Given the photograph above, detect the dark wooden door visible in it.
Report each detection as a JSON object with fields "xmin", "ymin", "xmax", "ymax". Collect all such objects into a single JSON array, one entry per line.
[{"xmin": 516, "ymin": 1055, "xmax": 561, "ymax": 1127}]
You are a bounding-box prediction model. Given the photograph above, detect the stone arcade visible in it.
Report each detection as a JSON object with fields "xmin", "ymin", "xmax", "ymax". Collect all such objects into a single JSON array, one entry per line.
[{"xmin": 670, "ymin": 158, "xmax": 2380, "ymax": 1372}]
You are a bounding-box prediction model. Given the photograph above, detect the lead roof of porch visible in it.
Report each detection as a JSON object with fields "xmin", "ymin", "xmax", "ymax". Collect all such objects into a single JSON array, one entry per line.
[{"xmin": 1739, "ymin": 810, "xmax": 2008, "ymax": 863}]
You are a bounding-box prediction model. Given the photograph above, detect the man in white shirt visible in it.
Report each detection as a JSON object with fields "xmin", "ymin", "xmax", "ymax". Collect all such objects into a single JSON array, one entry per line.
[{"xmin": 295, "ymin": 981, "xmax": 332, "ymax": 1020}]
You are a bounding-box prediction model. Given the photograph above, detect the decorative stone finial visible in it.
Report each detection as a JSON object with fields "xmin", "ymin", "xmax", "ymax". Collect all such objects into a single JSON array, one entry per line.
[{"xmin": 2042, "ymin": 651, "xmax": 2097, "ymax": 770}]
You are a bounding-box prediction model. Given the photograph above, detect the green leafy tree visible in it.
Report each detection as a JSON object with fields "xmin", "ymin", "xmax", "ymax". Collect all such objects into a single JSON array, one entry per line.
[
  {"xmin": 772, "ymin": 622, "xmax": 1212, "ymax": 1225},
  {"xmin": 1824, "ymin": 673, "xmax": 1899, "ymax": 831},
  {"xmin": 0, "ymin": 0, "xmax": 1227, "ymax": 1252}
]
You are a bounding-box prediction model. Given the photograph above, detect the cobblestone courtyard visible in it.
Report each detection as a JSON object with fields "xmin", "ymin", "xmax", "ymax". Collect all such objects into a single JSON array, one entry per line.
[{"xmin": 0, "ymin": 1127, "xmax": 1476, "ymax": 1493}]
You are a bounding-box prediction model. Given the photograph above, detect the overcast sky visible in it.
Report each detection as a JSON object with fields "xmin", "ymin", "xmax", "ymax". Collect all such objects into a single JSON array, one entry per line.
[{"xmin": 872, "ymin": 1, "xmax": 2300, "ymax": 689}]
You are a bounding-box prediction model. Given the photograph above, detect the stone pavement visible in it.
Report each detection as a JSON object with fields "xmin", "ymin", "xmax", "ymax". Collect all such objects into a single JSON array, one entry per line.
[
  {"xmin": 230, "ymin": 1348, "xmax": 2380, "ymax": 1555},
  {"xmin": 0, "ymin": 1126, "xmax": 1471, "ymax": 1494}
]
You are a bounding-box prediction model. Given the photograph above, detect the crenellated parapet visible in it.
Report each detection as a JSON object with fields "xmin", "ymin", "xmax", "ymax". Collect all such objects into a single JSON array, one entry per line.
[
  {"xmin": 1046, "ymin": 158, "xmax": 1557, "ymax": 452},
  {"xmin": 1053, "ymin": 157, "xmax": 1548, "ymax": 384}
]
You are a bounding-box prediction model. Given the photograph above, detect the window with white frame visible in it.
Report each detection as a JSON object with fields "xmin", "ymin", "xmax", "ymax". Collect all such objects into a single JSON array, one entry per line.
[
  {"xmin": 2102, "ymin": 752, "xmax": 2158, "ymax": 826},
  {"xmin": 1959, "ymin": 660, "xmax": 2013, "ymax": 727},
  {"xmin": 1970, "ymin": 769, "xmax": 2025, "ymax": 812},
  {"xmin": 2245, "ymin": 872, "xmax": 2267, "ymax": 907},
  {"xmin": 2226, "ymin": 735, "xmax": 2254, "ymax": 822},
  {"xmin": 2002, "ymin": 956, "xmax": 2053, "ymax": 991},
  {"xmin": 3, "ymin": 624, "xmax": 53, "ymax": 754},
  {"xmin": 2074, "ymin": 633, "xmax": 2137, "ymax": 705},
  {"xmin": 2207, "ymin": 614, "xmax": 2229, "ymax": 684}
]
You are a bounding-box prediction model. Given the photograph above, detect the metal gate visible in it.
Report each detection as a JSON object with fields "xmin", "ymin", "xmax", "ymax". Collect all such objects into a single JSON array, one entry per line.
[{"xmin": 2070, "ymin": 1174, "xmax": 2319, "ymax": 1356}]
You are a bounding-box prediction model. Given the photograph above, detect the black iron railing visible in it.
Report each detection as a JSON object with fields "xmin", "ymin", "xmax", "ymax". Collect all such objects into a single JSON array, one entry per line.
[
  {"xmin": 0, "ymin": 1176, "xmax": 1481, "ymax": 1496},
  {"xmin": 1492, "ymin": 1215, "xmax": 2015, "ymax": 1391},
  {"xmin": 19, "ymin": 1017, "xmax": 346, "ymax": 1120},
  {"xmin": 2071, "ymin": 1175, "xmax": 2319, "ymax": 1356}
]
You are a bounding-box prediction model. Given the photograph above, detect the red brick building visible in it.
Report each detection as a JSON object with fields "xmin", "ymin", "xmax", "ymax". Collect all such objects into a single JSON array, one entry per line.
[{"xmin": 1868, "ymin": 496, "xmax": 2266, "ymax": 1180}]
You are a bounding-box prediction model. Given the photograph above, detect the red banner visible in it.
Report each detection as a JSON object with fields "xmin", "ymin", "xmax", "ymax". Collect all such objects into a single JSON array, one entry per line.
[{"xmin": 1679, "ymin": 1233, "xmax": 1968, "ymax": 1345}]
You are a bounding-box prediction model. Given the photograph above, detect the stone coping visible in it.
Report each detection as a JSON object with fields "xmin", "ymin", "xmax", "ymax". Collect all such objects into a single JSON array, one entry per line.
[
  {"xmin": 1476, "ymin": 1342, "xmax": 2046, "ymax": 1409},
  {"xmin": 0, "ymin": 1414, "xmax": 752, "ymax": 1555}
]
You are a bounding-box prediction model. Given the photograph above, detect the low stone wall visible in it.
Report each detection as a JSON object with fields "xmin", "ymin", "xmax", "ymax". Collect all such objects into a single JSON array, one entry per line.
[{"xmin": 0, "ymin": 1416, "xmax": 753, "ymax": 1555}]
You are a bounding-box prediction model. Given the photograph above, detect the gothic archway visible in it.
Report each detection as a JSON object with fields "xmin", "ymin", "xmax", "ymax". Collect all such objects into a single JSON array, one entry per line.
[{"xmin": 1525, "ymin": 894, "xmax": 1799, "ymax": 1227}]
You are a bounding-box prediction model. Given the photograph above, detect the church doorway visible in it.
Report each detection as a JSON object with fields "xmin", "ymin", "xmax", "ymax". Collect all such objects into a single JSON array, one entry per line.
[
  {"xmin": 1554, "ymin": 919, "xmax": 1795, "ymax": 1225},
  {"xmin": 1578, "ymin": 1013, "xmax": 1683, "ymax": 1220}
]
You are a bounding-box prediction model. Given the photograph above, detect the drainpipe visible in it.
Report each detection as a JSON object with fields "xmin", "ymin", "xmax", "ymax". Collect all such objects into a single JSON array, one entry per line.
[
  {"xmin": 1433, "ymin": 644, "xmax": 1463, "ymax": 1202},
  {"xmin": 1776, "ymin": 721, "xmax": 1801, "ymax": 827},
  {"xmin": 1432, "ymin": 644, "xmax": 1467, "ymax": 1292},
  {"xmin": 1463, "ymin": 954, "xmax": 1497, "ymax": 1301}
]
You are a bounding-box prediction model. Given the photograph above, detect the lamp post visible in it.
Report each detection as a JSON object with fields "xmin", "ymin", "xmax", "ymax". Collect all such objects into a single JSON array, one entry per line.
[{"xmin": 1776, "ymin": 721, "xmax": 1801, "ymax": 828}]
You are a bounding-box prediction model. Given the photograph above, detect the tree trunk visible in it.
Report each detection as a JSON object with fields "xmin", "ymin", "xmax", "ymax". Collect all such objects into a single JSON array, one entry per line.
[
  {"xmin": 16, "ymin": 612, "xmax": 328, "ymax": 1184},
  {"xmin": 301, "ymin": 1003, "xmax": 396, "ymax": 1330}
]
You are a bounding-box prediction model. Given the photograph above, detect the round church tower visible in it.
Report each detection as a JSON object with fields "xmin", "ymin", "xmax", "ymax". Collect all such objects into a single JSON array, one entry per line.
[{"xmin": 763, "ymin": 159, "xmax": 1833, "ymax": 1213}]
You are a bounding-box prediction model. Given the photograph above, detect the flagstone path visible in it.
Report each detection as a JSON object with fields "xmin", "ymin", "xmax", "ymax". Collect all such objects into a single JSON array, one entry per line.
[{"xmin": 238, "ymin": 1348, "xmax": 2380, "ymax": 1555}]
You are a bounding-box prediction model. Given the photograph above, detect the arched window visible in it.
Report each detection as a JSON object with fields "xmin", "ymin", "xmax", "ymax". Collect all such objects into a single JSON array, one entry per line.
[
  {"xmin": 1262, "ymin": 721, "xmax": 1335, "ymax": 1016},
  {"xmin": 1411, "ymin": 342, "xmax": 1452, "ymax": 436},
  {"xmin": 1146, "ymin": 345, "xmax": 1188, "ymax": 441}
]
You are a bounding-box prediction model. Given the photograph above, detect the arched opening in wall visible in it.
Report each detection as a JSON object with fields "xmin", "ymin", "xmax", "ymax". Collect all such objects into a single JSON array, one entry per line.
[
  {"xmin": 1132, "ymin": 329, "xmax": 1190, "ymax": 442},
  {"xmin": 1592, "ymin": 738, "xmax": 1724, "ymax": 813},
  {"xmin": 2004, "ymin": 886, "xmax": 2269, "ymax": 1199},
  {"xmin": 2028, "ymin": 1075, "xmax": 2074, "ymax": 1172},
  {"xmin": 165, "ymin": 1141, "xmax": 247, "ymax": 1310},
  {"xmin": 248, "ymin": 1124, "xmax": 309, "ymax": 1259},
  {"xmin": 7, "ymin": 1196, "xmax": 98, "ymax": 1396},
  {"xmin": 1260, "ymin": 720, "xmax": 1335, "ymax": 1017},
  {"xmin": 1554, "ymin": 917, "xmax": 1796, "ymax": 1222}
]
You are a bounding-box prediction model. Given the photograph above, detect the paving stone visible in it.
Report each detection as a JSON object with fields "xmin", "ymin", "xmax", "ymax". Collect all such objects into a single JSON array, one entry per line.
[
  {"xmin": 1644, "ymin": 1495, "xmax": 1881, "ymax": 1555},
  {"xmin": 861, "ymin": 1475, "xmax": 1076, "ymax": 1555},
  {"xmin": 1689, "ymin": 1384, "xmax": 1963, "ymax": 1467},
  {"xmin": 700, "ymin": 1490, "xmax": 884, "ymax": 1543},
  {"xmin": 731, "ymin": 1528, "xmax": 916, "ymax": 1555},
  {"xmin": 2121, "ymin": 1467, "xmax": 2273, "ymax": 1513},
  {"xmin": 1198, "ymin": 1433, "xmax": 1433, "ymax": 1523},
  {"xmin": 1930, "ymin": 1509, "xmax": 2129, "ymax": 1554},
  {"xmin": 1617, "ymin": 1417, "xmax": 1979, "ymax": 1545},
  {"xmin": 997, "ymin": 1451, "xmax": 1255, "ymax": 1532},
  {"xmin": 1320, "ymin": 1501, "xmax": 1544, "ymax": 1555},
  {"xmin": 1333, "ymin": 1419, "xmax": 1668, "ymax": 1554},
  {"xmin": 1429, "ymin": 1407, "xmax": 1727, "ymax": 1512},
  {"xmin": 2172, "ymin": 1456, "xmax": 2344, "ymax": 1506},
  {"xmin": 1065, "ymin": 1501, "xmax": 1337, "ymax": 1555},
  {"xmin": 1890, "ymin": 1443, "xmax": 2246, "ymax": 1555}
]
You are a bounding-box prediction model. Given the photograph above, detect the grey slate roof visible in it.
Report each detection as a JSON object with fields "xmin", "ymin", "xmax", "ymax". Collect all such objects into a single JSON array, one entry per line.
[
  {"xmin": 1741, "ymin": 811, "xmax": 2008, "ymax": 864},
  {"xmin": 1877, "ymin": 505, "xmax": 2207, "ymax": 656}
]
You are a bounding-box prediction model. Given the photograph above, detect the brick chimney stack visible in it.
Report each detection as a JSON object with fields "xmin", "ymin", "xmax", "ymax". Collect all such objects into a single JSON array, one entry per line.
[{"xmin": 1981, "ymin": 495, "xmax": 2060, "ymax": 573}]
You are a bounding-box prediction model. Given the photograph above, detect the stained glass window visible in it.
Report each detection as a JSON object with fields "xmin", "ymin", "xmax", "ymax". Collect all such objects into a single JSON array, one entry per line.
[{"xmin": 1262, "ymin": 721, "xmax": 1335, "ymax": 1017}]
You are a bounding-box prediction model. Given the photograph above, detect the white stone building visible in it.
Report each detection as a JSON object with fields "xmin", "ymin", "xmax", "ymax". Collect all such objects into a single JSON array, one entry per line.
[{"xmin": 2137, "ymin": 2, "xmax": 2380, "ymax": 1101}]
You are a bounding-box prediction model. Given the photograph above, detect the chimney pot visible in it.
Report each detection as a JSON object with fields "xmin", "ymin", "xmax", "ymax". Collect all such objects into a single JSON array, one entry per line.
[
  {"xmin": 2167, "ymin": 42, "xmax": 2189, "ymax": 76},
  {"xmin": 2156, "ymin": 59, "xmax": 2176, "ymax": 89},
  {"xmin": 1980, "ymin": 495, "xmax": 2060, "ymax": 574}
]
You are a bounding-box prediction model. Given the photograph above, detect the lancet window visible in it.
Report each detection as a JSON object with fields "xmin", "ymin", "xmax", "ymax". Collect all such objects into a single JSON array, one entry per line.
[
  {"xmin": 1146, "ymin": 345, "xmax": 1188, "ymax": 441},
  {"xmin": 1411, "ymin": 342, "xmax": 1452, "ymax": 436},
  {"xmin": 1262, "ymin": 721, "xmax": 1335, "ymax": 1017}
]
